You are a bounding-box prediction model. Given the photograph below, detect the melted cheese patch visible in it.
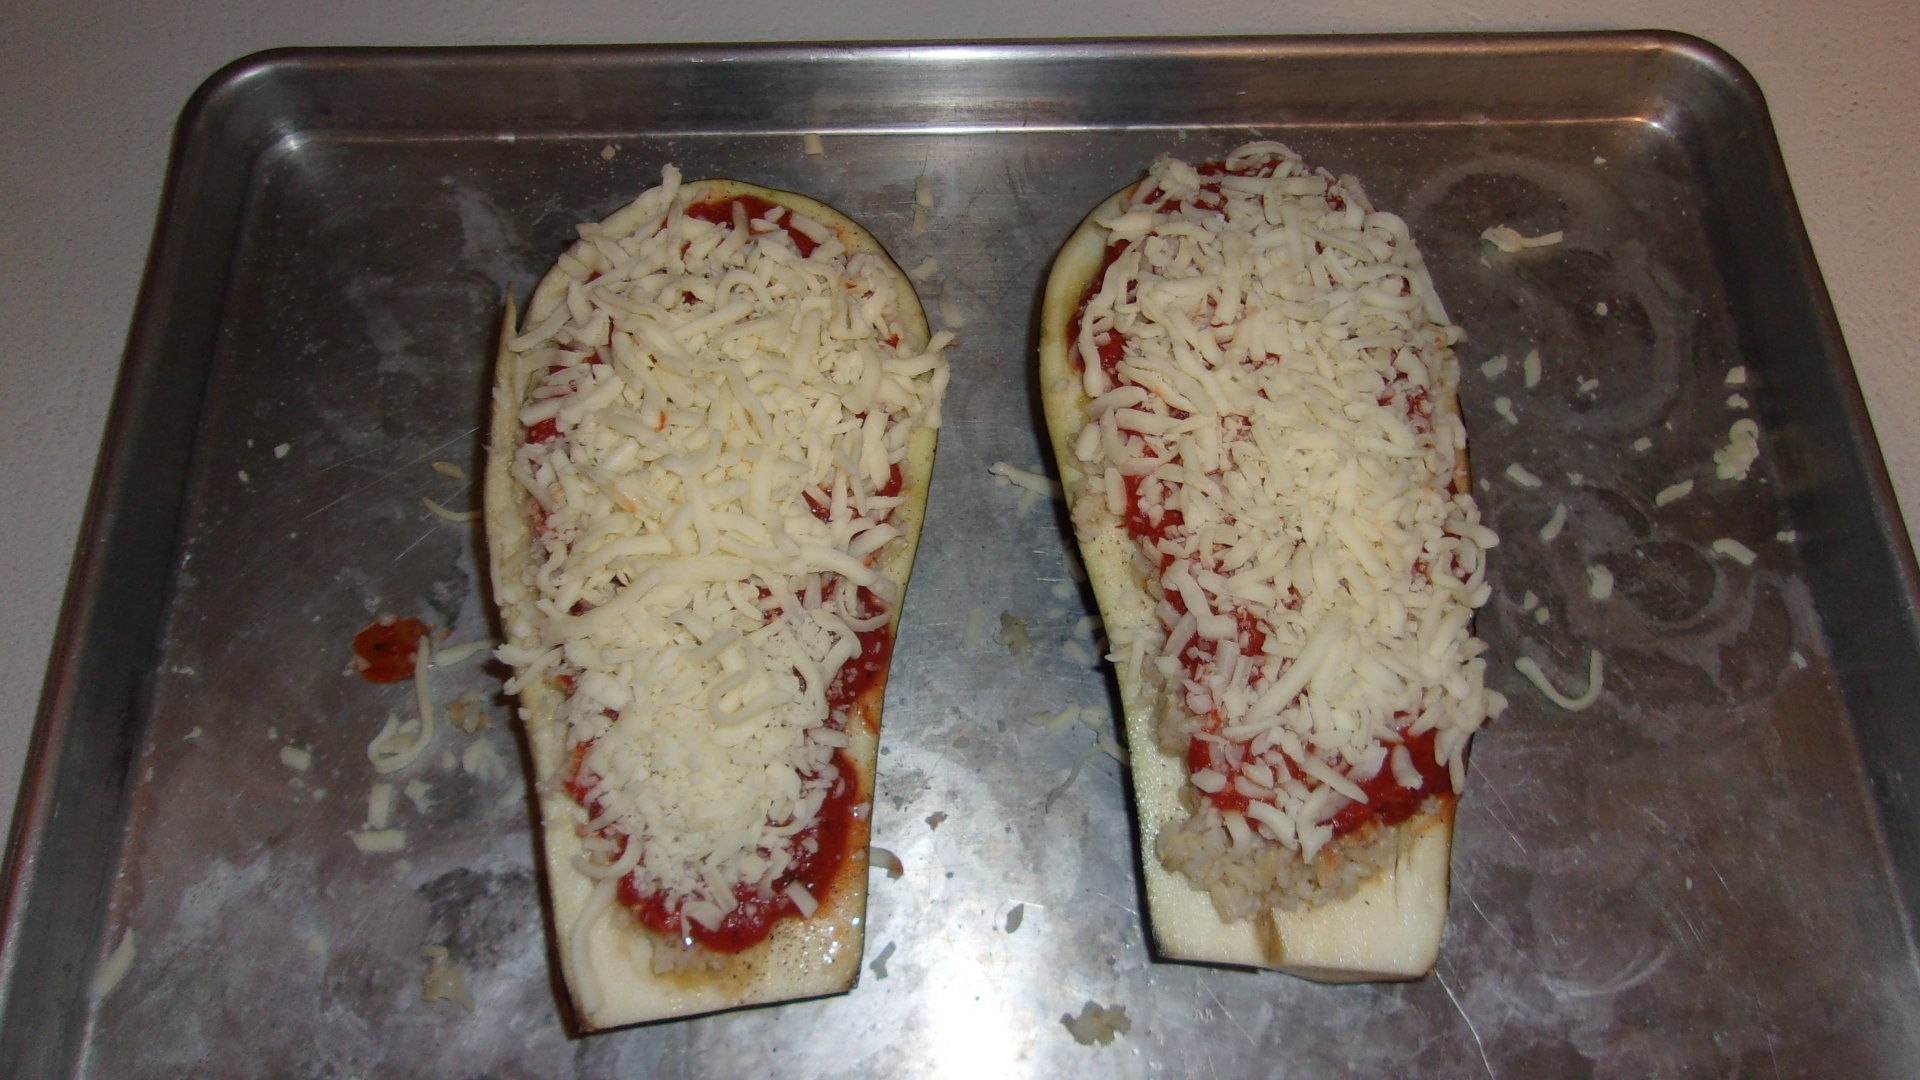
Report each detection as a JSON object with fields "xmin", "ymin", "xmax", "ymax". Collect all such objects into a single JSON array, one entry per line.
[
  {"xmin": 498, "ymin": 167, "xmax": 949, "ymax": 934},
  {"xmin": 1068, "ymin": 142, "xmax": 1503, "ymax": 862}
]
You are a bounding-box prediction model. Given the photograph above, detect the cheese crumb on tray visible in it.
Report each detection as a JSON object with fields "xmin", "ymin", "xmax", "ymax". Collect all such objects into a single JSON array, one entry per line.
[{"xmin": 420, "ymin": 945, "xmax": 476, "ymax": 1012}]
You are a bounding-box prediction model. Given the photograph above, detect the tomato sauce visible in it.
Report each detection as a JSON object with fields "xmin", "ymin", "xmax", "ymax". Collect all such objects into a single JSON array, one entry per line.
[
  {"xmin": 829, "ymin": 596, "xmax": 895, "ymax": 736},
  {"xmin": 684, "ymin": 194, "xmax": 821, "ymax": 258},
  {"xmin": 559, "ymin": 630, "xmax": 883, "ymax": 953},
  {"xmin": 613, "ymin": 748, "xmax": 860, "ymax": 953},
  {"xmin": 351, "ymin": 616, "xmax": 429, "ymax": 684},
  {"xmin": 1068, "ymin": 156, "xmax": 1453, "ymax": 841}
]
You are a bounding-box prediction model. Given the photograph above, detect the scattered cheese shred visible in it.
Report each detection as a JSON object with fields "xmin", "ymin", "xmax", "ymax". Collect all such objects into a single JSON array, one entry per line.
[
  {"xmin": 367, "ymin": 636, "xmax": 439, "ymax": 774},
  {"xmin": 1522, "ymin": 349, "xmax": 1542, "ymax": 388},
  {"xmin": 445, "ymin": 689, "xmax": 490, "ymax": 734},
  {"xmin": 1506, "ymin": 463, "xmax": 1544, "ymax": 489},
  {"xmin": 1655, "ymin": 479, "xmax": 1694, "ymax": 507},
  {"xmin": 421, "ymin": 496, "xmax": 481, "ymax": 523},
  {"xmin": 367, "ymin": 714, "xmax": 431, "ymax": 775},
  {"xmin": 366, "ymin": 782, "xmax": 395, "ymax": 829},
  {"xmin": 990, "ymin": 461, "xmax": 1064, "ymax": 499},
  {"xmin": 431, "ymin": 639, "xmax": 495, "ymax": 667},
  {"xmin": 1725, "ymin": 365, "xmax": 1747, "ymax": 386},
  {"xmin": 403, "ymin": 779, "xmax": 435, "ymax": 814},
  {"xmin": 1482, "ymin": 225, "xmax": 1565, "ymax": 252},
  {"xmin": 802, "ymin": 133, "xmax": 825, "ymax": 156},
  {"xmin": 869, "ymin": 846, "xmax": 905, "ymax": 879},
  {"xmin": 461, "ymin": 740, "xmax": 507, "ymax": 781},
  {"xmin": 1587, "ymin": 564, "xmax": 1614, "ymax": 601},
  {"xmin": 1515, "ymin": 650, "xmax": 1604, "ymax": 712},
  {"xmin": 350, "ymin": 829, "xmax": 408, "ymax": 854},
  {"xmin": 431, "ymin": 460, "xmax": 466, "ymax": 480},
  {"xmin": 420, "ymin": 945, "xmax": 476, "ymax": 1012},
  {"xmin": 1714, "ymin": 419, "xmax": 1761, "ymax": 480},
  {"xmin": 279, "ymin": 746, "xmax": 312, "ymax": 772},
  {"xmin": 909, "ymin": 257, "xmax": 939, "ymax": 281},
  {"xmin": 1494, "ymin": 396, "xmax": 1518, "ymax": 425},
  {"xmin": 1032, "ymin": 702, "xmax": 1082, "ymax": 737},
  {"xmin": 914, "ymin": 174, "xmax": 934, "ymax": 209},
  {"xmin": 88, "ymin": 930, "xmax": 137, "ymax": 1001},
  {"xmin": 1480, "ymin": 355, "xmax": 1509, "ymax": 378},
  {"xmin": 1539, "ymin": 504, "xmax": 1567, "ymax": 543},
  {"xmin": 1045, "ymin": 745, "xmax": 1104, "ymax": 811},
  {"xmin": 1712, "ymin": 537, "xmax": 1758, "ymax": 565}
]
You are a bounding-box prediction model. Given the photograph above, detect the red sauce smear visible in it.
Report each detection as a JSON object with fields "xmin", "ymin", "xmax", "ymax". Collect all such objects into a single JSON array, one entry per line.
[
  {"xmin": 1069, "ymin": 156, "xmax": 1453, "ymax": 840},
  {"xmin": 351, "ymin": 616, "xmax": 429, "ymax": 684},
  {"xmin": 684, "ymin": 194, "xmax": 821, "ymax": 258}
]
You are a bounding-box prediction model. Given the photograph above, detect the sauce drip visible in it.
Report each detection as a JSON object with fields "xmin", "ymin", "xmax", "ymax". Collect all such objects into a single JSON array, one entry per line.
[{"xmin": 351, "ymin": 616, "xmax": 429, "ymax": 684}]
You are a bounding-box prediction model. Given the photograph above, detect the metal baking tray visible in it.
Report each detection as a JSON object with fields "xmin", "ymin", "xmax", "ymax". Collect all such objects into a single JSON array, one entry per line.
[{"xmin": 7, "ymin": 33, "xmax": 1920, "ymax": 1077}]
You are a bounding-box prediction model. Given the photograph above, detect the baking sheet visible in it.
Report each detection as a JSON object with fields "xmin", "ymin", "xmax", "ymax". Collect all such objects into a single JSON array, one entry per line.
[{"xmin": 6, "ymin": 33, "xmax": 1920, "ymax": 1077}]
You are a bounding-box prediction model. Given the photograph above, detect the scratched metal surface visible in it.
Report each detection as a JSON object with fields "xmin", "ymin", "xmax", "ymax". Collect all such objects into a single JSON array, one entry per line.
[{"xmin": 7, "ymin": 35, "xmax": 1920, "ymax": 1078}]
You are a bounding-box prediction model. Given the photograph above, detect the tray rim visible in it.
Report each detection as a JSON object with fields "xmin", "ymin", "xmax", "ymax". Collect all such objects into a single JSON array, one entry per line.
[{"xmin": 8, "ymin": 28, "xmax": 1919, "ymax": 1076}]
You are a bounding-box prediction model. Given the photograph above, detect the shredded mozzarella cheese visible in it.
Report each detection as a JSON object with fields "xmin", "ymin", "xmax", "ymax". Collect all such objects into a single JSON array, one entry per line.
[
  {"xmin": 499, "ymin": 167, "xmax": 948, "ymax": 949},
  {"xmin": 1067, "ymin": 143, "xmax": 1503, "ymax": 862},
  {"xmin": 1516, "ymin": 650, "xmax": 1604, "ymax": 712}
]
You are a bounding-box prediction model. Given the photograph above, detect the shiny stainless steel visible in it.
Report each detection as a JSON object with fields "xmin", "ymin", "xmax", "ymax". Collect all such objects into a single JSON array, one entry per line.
[{"xmin": 6, "ymin": 33, "xmax": 1920, "ymax": 1077}]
